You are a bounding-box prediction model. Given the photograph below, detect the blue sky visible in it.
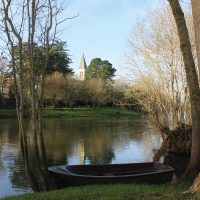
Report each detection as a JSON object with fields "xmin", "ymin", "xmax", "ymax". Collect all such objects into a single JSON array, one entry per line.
[{"xmin": 60, "ymin": 0, "xmax": 159, "ymax": 78}]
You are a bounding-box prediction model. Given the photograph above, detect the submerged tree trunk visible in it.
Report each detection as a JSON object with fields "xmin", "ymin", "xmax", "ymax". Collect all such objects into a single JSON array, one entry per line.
[
  {"xmin": 1, "ymin": 0, "xmax": 64, "ymax": 191},
  {"xmin": 153, "ymin": 140, "xmax": 168, "ymax": 163},
  {"xmin": 168, "ymin": 0, "xmax": 200, "ymax": 181}
]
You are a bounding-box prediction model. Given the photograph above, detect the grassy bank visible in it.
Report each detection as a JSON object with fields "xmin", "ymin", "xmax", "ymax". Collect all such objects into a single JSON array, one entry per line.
[
  {"xmin": 0, "ymin": 109, "xmax": 17, "ymax": 118},
  {"xmin": 43, "ymin": 107, "xmax": 137, "ymax": 118},
  {"xmin": 0, "ymin": 107, "xmax": 138, "ymax": 119},
  {"xmin": 2, "ymin": 184, "xmax": 198, "ymax": 200}
]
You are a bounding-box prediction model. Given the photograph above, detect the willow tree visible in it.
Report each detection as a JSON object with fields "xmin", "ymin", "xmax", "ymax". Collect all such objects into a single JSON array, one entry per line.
[
  {"xmin": 0, "ymin": 0, "xmax": 69, "ymax": 191},
  {"xmin": 127, "ymin": 3, "xmax": 193, "ymax": 143},
  {"xmin": 168, "ymin": 0, "xmax": 200, "ymax": 185}
]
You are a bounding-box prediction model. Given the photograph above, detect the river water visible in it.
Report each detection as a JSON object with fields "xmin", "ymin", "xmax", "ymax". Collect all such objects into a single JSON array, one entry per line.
[{"xmin": 0, "ymin": 117, "xmax": 162, "ymax": 198}]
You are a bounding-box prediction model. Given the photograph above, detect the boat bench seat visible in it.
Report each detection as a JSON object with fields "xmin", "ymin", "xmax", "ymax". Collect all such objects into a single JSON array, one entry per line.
[
  {"xmin": 101, "ymin": 169, "xmax": 157, "ymax": 176},
  {"xmin": 102, "ymin": 173, "xmax": 113, "ymax": 176}
]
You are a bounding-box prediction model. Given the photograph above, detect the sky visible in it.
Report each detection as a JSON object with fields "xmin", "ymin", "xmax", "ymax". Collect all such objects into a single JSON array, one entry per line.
[{"xmin": 60, "ymin": 0, "xmax": 159, "ymax": 78}]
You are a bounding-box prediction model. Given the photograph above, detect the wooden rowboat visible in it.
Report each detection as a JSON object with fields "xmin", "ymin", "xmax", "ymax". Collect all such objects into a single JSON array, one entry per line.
[{"xmin": 49, "ymin": 162, "xmax": 174, "ymax": 187}]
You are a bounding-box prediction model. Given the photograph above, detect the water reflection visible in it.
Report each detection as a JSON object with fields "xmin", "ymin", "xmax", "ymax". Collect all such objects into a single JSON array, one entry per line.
[
  {"xmin": 0, "ymin": 121, "xmax": 31, "ymax": 197},
  {"xmin": 0, "ymin": 117, "xmax": 161, "ymax": 197}
]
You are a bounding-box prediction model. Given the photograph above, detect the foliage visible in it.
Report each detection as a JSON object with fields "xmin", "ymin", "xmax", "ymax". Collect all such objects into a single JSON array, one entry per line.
[
  {"xmin": 44, "ymin": 74, "xmax": 122, "ymax": 108},
  {"xmin": 44, "ymin": 73, "xmax": 82, "ymax": 108},
  {"xmin": 86, "ymin": 58, "xmax": 116, "ymax": 81},
  {"xmin": 110, "ymin": 80, "xmax": 128, "ymax": 109},
  {"xmin": 63, "ymin": 76, "xmax": 81, "ymax": 108},
  {"xmin": 46, "ymin": 41, "xmax": 73, "ymax": 75},
  {"xmin": 44, "ymin": 72, "xmax": 66, "ymax": 108},
  {"xmin": 13, "ymin": 41, "xmax": 73, "ymax": 76},
  {"xmin": 84, "ymin": 78, "xmax": 109, "ymax": 107}
]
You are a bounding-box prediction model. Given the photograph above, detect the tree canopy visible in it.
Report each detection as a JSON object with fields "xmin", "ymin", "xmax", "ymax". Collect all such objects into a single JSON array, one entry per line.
[
  {"xmin": 47, "ymin": 41, "xmax": 73, "ymax": 75},
  {"xmin": 13, "ymin": 41, "xmax": 73, "ymax": 76},
  {"xmin": 85, "ymin": 58, "xmax": 116, "ymax": 81}
]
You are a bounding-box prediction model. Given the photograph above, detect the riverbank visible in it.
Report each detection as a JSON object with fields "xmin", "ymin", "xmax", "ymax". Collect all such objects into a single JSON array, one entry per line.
[
  {"xmin": 2, "ymin": 183, "xmax": 197, "ymax": 200},
  {"xmin": 0, "ymin": 107, "xmax": 138, "ymax": 119}
]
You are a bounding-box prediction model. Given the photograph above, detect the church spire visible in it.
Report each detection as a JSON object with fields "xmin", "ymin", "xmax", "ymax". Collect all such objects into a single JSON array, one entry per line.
[
  {"xmin": 79, "ymin": 53, "xmax": 87, "ymax": 70},
  {"xmin": 78, "ymin": 53, "xmax": 87, "ymax": 80}
]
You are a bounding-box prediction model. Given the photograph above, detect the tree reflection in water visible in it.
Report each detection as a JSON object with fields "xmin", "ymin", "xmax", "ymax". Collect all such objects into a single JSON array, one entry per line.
[{"xmin": 0, "ymin": 117, "xmax": 165, "ymax": 197}]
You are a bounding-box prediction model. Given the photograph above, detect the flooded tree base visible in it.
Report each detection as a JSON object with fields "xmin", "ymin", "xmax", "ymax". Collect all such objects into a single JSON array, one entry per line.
[{"xmin": 166, "ymin": 123, "xmax": 192, "ymax": 154}]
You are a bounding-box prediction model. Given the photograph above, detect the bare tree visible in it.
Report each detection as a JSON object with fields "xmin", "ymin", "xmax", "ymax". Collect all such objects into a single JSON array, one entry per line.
[
  {"xmin": 0, "ymin": 0, "xmax": 70, "ymax": 190},
  {"xmin": 44, "ymin": 72, "xmax": 66, "ymax": 108},
  {"xmin": 63, "ymin": 75, "xmax": 81, "ymax": 109},
  {"xmin": 85, "ymin": 78, "xmax": 109, "ymax": 108},
  {"xmin": 1, "ymin": 0, "xmax": 33, "ymax": 188},
  {"xmin": 127, "ymin": 3, "xmax": 193, "ymax": 135}
]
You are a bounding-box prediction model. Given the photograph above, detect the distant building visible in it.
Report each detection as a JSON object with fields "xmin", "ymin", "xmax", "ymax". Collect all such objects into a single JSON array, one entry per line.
[
  {"xmin": 1, "ymin": 75, "xmax": 11, "ymax": 99},
  {"xmin": 78, "ymin": 54, "xmax": 87, "ymax": 80}
]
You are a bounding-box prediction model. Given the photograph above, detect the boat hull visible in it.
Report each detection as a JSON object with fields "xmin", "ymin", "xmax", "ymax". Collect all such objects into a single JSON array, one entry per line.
[{"xmin": 49, "ymin": 162, "xmax": 174, "ymax": 187}]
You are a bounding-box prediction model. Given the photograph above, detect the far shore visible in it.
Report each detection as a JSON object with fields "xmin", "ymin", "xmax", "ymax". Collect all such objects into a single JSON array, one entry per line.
[{"xmin": 0, "ymin": 107, "xmax": 139, "ymax": 119}]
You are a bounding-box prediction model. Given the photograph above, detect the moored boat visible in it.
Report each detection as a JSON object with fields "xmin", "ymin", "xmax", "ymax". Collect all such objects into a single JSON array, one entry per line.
[{"xmin": 49, "ymin": 162, "xmax": 174, "ymax": 187}]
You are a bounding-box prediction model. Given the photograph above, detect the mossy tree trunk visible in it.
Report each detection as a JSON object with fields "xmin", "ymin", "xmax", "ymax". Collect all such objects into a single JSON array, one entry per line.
[
  {"xmin": 168, "ymin": 0, "xmax": 200, "ymax": 181},
  {"xmin": 184, "ymin": 0, "xmax": 200, "ymax": 193},
  {"xmin": 191, "ymin": 0, "xmax": 200, "ymax": 80}
]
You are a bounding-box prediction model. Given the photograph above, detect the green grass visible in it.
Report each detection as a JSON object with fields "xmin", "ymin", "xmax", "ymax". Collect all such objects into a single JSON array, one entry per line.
[
  {"xmin": 42, "ymin": 107, "xmax": 137, "ymax": 118},
  {"xmin": 2, "ymin": 184, "xmax": 199, "ymax": 200},
  {"xmin": 0, "ymin": 107, "xmax": 137, "ymax": 119}
]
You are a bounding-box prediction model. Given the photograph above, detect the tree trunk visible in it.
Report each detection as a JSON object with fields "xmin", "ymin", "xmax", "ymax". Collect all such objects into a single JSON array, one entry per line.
[
  {"xmin": 52, "ymin": 100, "xmax": 55, "ymax": 109},
  {"xmin": 168, "ymin": 0, "xmax": 200, "ymax": 181},
  {"xmin": 184, "ymin": 173, "xmax": 200, "ymax": 194},
  {"xmin": 153, "ymin": 140, "xmax": 168, "ymax": 162},
  {"xmin": 1, "ymin": 0, "xmax": 61, "ymax": 192},
  {"xmin": 191, "ymin": 0, "xmax": 200, "ymax": 80}
]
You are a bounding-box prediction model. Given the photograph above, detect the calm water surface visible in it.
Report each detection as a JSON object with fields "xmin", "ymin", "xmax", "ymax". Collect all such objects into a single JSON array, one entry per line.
[{"xmin": 0, "ymin": 117, "xmax": 161, "ymax": 197}]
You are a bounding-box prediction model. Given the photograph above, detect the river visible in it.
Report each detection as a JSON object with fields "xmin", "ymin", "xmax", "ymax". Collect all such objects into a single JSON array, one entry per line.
[{"xmin": 0, "ymin": 117, "xmax": 162, "ymax": 197}]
